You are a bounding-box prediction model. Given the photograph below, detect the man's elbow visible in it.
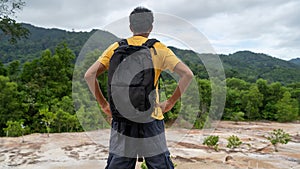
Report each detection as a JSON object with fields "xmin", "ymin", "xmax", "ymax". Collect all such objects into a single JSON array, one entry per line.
[
  {"xmin": 84, "ymin": 71, "xmax": 94, "ymax": 82},
  {"xmin": 185, "ymin": 69, "xmax": 194, "ymax": 80}
]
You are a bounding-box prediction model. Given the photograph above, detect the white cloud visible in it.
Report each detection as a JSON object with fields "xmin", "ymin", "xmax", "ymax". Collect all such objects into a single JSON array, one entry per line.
[
  {"xmin": 17, "ymin": 0, "xmax": 142, "ymax": 30},
  {"xmin": 15, "ymin": 0, "xmax": 300, "ymax": 60},
  {"xmin": 190, "ymin": 0, "xmax": 300, "ymax": 60}
]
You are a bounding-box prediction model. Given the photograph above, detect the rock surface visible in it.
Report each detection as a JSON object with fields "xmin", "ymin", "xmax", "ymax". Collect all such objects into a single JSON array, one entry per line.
[{"xmin": 0, "ymin": 121, "xmax": 300, "ymax": 169}]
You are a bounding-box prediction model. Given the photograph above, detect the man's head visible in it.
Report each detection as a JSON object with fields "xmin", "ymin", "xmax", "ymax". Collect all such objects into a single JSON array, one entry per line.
[{"xmin": 129, "ymin": 7, "xmax": 154, "ymax": 35}]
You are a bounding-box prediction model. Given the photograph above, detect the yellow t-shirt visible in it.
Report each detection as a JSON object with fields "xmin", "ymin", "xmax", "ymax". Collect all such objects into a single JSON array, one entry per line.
[{"xmin": 98, "ymin": 35, "xmax": 181, "ymax": 120}]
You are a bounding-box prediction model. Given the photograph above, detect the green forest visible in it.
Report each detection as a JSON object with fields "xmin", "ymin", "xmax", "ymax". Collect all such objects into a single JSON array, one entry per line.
[{"xmin": 0, "ymin": 24, "xmax": 300, "ymax": 137}]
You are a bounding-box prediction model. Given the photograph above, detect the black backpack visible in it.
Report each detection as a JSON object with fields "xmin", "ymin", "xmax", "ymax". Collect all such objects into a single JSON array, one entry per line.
[{"xmin": 107, "ymin": 38, "xmax": 159, "ymax": 123}]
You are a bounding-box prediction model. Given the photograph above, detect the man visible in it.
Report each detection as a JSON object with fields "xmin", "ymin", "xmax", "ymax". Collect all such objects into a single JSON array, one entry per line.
[{"xmin": 85, "ymin": 7, "xmax": 193, "ymax": 169}]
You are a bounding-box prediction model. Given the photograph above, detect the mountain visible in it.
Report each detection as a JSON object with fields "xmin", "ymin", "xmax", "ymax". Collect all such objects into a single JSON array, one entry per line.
[
  {"xmin": 1, "ymin": 23, "xmax": 300, "ymax": 84},
  {"xmin": 168, "ymin": 47, "xmax": 300, "ymax": 84},
  {"xmin": 219, "ymin": 51, "xmax": 300, "ymax": 84},
  {"xmin": 289, "ymin": 58, "xmax": 300, "ymax": 66},
  {"xmin": 0, "ymin": 23, "xmax": 119, "ymax": 63}
]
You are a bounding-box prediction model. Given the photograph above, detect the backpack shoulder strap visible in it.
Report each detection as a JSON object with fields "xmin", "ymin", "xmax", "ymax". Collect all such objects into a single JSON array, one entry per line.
[
  {"xmin": 143, "ymin": 39, "xmax": 160, "ymax": 55},
  {"xmin": 142, "ymin": 39, "xmax": 159, "ymax": 48},
  {"xmin": 118, "ymin": 39, "xmax": 128, "ymax": 46}
]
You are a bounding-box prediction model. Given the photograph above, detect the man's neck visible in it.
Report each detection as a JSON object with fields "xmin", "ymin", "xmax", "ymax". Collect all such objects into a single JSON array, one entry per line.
[{"xmin": 133, "ymin": 33, "xmax": 149, "ymax": 38}]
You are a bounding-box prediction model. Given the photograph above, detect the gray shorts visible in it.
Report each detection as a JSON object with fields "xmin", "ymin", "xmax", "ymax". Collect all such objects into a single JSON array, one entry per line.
[{"xmin": 105, "ymin": 119, "xmax": 174, "ymax": 169}]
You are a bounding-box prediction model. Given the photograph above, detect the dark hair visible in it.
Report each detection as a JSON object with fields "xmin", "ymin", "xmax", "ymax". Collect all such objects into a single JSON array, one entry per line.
[{"xmin": 129, "ymin": 7, "xmax": 154, "ymax": 34}]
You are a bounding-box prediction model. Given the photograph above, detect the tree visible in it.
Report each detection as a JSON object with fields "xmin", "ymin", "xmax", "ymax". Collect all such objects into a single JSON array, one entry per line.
[
  {"xmin": 3, "ymin": 120, "xmax": 23, "ymax": 136},
  {"xmin": 0, "ymin": 0, "xmax": 29, "ymax": 43},
  {"xmin": 226, "ymin": 78, "xmax": 250, "ymax": 91},
  {"xmin": 7, "ymin": 60, "xmax": 20, "ymax": 81},
  {"xmin": 224, "ymin": 78, "xmax": 250, "ymax": 120},
  {"xmin": 54, "ymin": 109, "xmax": 80, "ymax": 132},
  {"xmin": 275, "ymin": 91, "xmax": 298, "ymax": 122},
  {"xmin": 256, "ymin": 79, "xmax": 268, "ymax": 100},
  {"xmin": 159, "ymin": 78, "xmax": 179, "ymax": 122},
  {"xmin": 53, "ymin": 109, "xmax": 69, "ymax": 133},
  {"xmin": 267, "ymin": 129, "xmax": 291, "ymax": 152},
  {"xmin": 18, "ymin": 44, "xmax": 76, "ymax": 132},
  {"xmin": 197, "ymin": 79, "xmax": 211, "ymax": 115},
  {"xmin": 224, "ymin": 88, "xmax": 243, "ymax": 120},
  {"xmin": 242, "ymin": 85, "xmax": 263, "ymax": 120},
  {"xmin": 287, "ymin": 83, "xmax": 300, "ymax": 120},
  {"xmin": 0, "ymin": 61, "xmax": 7, "ymax": 75},
  {"xmin": 258, "ymin": 81, "xmax": 286, "ymax": 120},
  {"xmin": 65, "ymin": 114, "xmax": 80, "ymax": 132},
  {"xmin": 0, "ymin": 75, "xmax": 23, "ymax": 136},
  {"xmin": 262, "ymin": 103, "xmax": 277, "ymax": 120},
  {"xmin": 178, "ymin": 78, "xmax": 199, "ymax": 127},
  {"xmin": 39, "ymin": 108, "xmax": 56, "ymax": 137},
  {"xmin": 268, "ymin": 82, "xmax": 286, "ymax": 103},
  {"xmin": 3, "ymin": 120, "xmax": 26, "ymax": 142}
]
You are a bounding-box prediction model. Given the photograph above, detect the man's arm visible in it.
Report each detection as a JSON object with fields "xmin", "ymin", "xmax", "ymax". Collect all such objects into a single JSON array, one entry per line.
[
  {"xmin": 158, "ymin": 62, "xmax": 194, "ymax": 113},
  {"xmin": 84, "ymin": 61, "xmax": 112, "ymax": 117}
]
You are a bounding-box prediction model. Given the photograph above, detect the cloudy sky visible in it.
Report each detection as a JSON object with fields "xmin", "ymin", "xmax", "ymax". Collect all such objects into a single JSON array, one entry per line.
[{"xmin": 15, "ymin": 0, "xmax": 300, "ymax": 60}]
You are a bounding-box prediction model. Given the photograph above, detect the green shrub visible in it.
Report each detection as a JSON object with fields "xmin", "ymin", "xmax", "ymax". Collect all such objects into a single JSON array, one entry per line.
[
  {"xmin": 3, "ymin": 120, "xmax": 25, "ymax": 137},
  {"xmin": 140, "ymin": 157, "xmax": 177, "ymax": 169},
  {"xmin": 267, "ymin": 129, "xmax": 291, "ymax": 152},
  {"xmin": 203, "ymin": 135, "xmax": 219, "ymax": 151},
  {"xmin": 3, "ymin": 120, "xmax": 27, "ymax": 142},
  {"xmin": 230, "ymin": 112, "xmax": 245, "ymax": 124},
  {"xmin": 226, "ymin": 135, "xmax": 242, "ymax": 149},
  {"xmin": 141, "ymin": 161, "xmax": 147, "ymax": 169}
]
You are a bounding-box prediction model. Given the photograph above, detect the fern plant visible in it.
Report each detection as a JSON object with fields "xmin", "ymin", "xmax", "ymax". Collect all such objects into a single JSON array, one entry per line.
[
  {"xmin": 227, "ymin": 135, "xmax": 242, "ymax": 149},
  {"xmin": 203, "ymin": 135, "xmax": 219, "ymax": 151}
]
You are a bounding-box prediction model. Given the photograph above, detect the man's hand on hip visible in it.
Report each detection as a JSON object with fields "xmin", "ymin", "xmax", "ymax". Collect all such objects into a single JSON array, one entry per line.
[
  {"xmin": 157, "ymin": 100, "xmax": 176, "ymax": 113},
  {"xmin": 100, "ymin": 101, "xmax": 112, "ymax": 117}
]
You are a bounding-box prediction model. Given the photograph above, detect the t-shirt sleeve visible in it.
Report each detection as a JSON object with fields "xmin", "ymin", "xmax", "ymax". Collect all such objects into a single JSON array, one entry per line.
[
  {"xmin": 98, "ymin": 42, "xmax": 119, "ymax": 69},
  {"xmin": 161, "ymin": 48, "xmax": 181, "ymax": 72}
]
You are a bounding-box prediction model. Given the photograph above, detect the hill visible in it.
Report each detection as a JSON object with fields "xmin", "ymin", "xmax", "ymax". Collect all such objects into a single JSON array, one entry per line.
[
  {"xmin": 169, "ymin": 47, "xmax": 300, "ymax": 84},
  {"xmin": 290, "ymin": 58, "xmax": 300, "ymax": 66},
  {"xmin": 0, "ymin": 23, "xmax": 119, "ymax": 63},
  {"xmin": 220, "ymin": 51, "xmax": 300, "ymax": 84},
  {"xmin": 1, "ymin": 23, "xmax": 300, "ymax": 84}
]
